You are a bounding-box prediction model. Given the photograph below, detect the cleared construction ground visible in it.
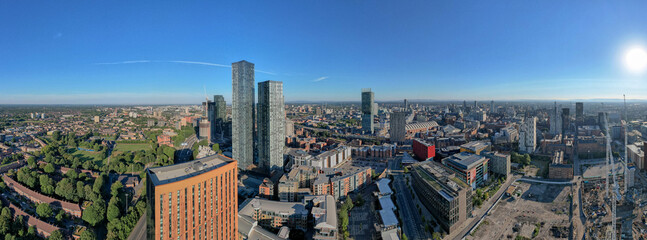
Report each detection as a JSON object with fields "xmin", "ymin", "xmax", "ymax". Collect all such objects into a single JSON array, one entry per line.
[{"xmin": 467, "ymin": 182, "xmax": 572, "ymax": 239}]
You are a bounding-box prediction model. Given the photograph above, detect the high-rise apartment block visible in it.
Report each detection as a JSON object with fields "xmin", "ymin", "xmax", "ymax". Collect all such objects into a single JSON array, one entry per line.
[
  {"xmin": 146, "ymin": 154, "xmax": 238, "ymax": 240},
  {"xmin": 257, "ymin": 80, "xmax": 285, "ymax": 172},
  {"xmin": 550, "ymin": 102, "xmax": 562, "ymax": 135},
  {"xmin": 232, "ymin": 60, "xmax": 255, "ymax": 170},
  {"xmin": 361, "ymin": 89, "xmax": 375, "ymax": 134},
  {"xmin": 389, "ymin": 111, "xmax": 406, "ymax": 143},
  {"xmin": 519, "ymin": 117, "xmax": 537, "ymax": 153},
  {"xmin": 211, "ymin": 95, "xmax": 227, "ymax": 139},
  {"xmin": 575, "ymin": 102, "xmax": 583, "ymax": 123}
]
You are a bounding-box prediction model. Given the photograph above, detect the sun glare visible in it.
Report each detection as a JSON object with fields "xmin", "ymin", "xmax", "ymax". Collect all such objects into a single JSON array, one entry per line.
[{"xmin": 623, "ymin": 46, "xmax": 647, "ymax": 74}]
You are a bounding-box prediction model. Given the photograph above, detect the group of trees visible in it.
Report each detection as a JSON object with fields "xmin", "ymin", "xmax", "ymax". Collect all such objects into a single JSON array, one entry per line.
[
  {"xmin": 338, "ymin": 197, "xmax": 355, "ymax": 239},
  {"xmin": 107, "ymin": 143, "xmax": 176, "ymax": 174},
  {"xmin": 1, "ymin": 153, "xmax": 24, "ymax": 165},
  {"xmin": 511, "ymin": 152, "xmax": 532, "ymax": 167},
  {"xmin": 0, "ymin": 201, "xmax": 44, "ymax": 240},
  {"xmin": 15, "ymin": 165, "xmax": 100, "ymax": 204}
]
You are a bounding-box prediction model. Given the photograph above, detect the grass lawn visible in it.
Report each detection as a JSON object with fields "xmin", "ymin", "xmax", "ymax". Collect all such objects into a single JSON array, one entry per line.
[
  {"xmin": 72, "ymin": 148, "xmax": 103, "ymax": 162},
  {"xmin": 112, "ymin": 143, "xmax": 152, "ymax": 153}
]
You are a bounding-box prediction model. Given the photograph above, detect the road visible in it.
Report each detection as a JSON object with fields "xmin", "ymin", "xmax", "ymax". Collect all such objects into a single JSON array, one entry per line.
[
  {"xmin": 127, "ymin": 214, "xmax": 146, "ymax": 240},
  {"xmin": 176, "ymin": 134, "xmax": 197, "ymax": 163},
  {"xmin": 389, "ymin": 158, "xmax": 431, "ymax": 239},
  {"xmin": 453, "ymin": 175, "xmax": 518, "ymax": 240}
]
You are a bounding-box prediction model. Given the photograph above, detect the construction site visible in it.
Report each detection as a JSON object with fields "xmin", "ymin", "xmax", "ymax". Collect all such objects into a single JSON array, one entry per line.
[
  {"xmin": 579, "ymin": 111, "xmax": 645, "ymax": 240},
  {"xmin": 468, "ymin": 181, "xmax": 573, "ymax": 239}
]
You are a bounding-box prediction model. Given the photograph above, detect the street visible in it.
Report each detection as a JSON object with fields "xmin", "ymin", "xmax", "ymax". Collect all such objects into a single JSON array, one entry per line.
[
  {"xmin": 176, "ymin": 134, "xmax": 197, "ymax": 163},
  {"xmin": 389, "ymin": 158, "xmax": 432, "ymax": 239}
]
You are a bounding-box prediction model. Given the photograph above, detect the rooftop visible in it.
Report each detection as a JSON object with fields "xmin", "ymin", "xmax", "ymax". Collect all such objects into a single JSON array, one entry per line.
[
  {"xmin": 379, "ymin": 209, "xmax": 399, "ymax": 227},
  {"xmin": 443, "ymin": 152, "xmax": 488, "ymax": 170},
  {"xmin": 147, "ymin": 154, "xmax": 233, "ymax": 186},
  {"xmin": 460, "ymin": 141, "xmax": 490, "ymax": 151},
  {"xmin": 239, "ymin": 197, "xmax": 308, "ymax": 217}
]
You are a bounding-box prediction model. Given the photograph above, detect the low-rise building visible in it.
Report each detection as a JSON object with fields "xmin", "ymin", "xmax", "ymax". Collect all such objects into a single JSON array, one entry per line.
[
  {"xmin": 238, "ymin": 197, "xmax": 308, "ymax": 231},
  {"xmin": 2, "ymin": 175, "xmax": 82, "ymax": 217},
  {"xmin": 311, "ymin": 195, "xmax": 338, "ymax": 240},
  {"xmin": 459, "ymin": 141, "xmax": 491, "ymax": 155},
  {"xmin": 548, "ymin": 151, "xmax": 573, "ymax": 180}
]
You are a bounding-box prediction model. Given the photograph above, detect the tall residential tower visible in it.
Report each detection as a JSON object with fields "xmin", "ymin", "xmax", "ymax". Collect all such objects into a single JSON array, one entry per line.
[
  {"xmin": 146, "ymin": 154, "xmax": 238, "ymax": 240},
  {"xmin": 232, "ymin": 60, "xmax": 255, "ymax": 170},
  {"xmin": 361, "ymin": 89, "xmax": 375, "ymax": 134},
  {"xmin": 257, "ymin": 80, "xmax": 285, "ymax": 172}
]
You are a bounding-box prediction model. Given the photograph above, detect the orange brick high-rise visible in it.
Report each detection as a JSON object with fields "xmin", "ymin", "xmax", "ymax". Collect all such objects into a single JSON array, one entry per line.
[{"xmin": 146, "ymin": 154, "xmax": 238, "ymax": 240}]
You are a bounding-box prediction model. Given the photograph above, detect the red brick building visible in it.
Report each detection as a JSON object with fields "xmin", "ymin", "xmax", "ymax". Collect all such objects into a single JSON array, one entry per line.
[
  {"xmin": 413, "ymin": 138, "xmax": 435, "ymax": 160},
  {"xmin": 157, "ymin": 134, "xmax": 174, "ymax": 147}
]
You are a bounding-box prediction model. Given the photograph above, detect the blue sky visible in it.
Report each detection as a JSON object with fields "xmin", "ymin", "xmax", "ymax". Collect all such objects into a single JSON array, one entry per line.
[{"xmin": 1, "ymin": 1, "xmax": 646, "ymax": 104}]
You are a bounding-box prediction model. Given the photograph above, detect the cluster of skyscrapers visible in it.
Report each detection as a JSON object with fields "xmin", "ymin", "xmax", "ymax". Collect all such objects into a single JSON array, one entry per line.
[{"xmin": 232, "ymin": 60, "xmax": 285, "ymax": 172}]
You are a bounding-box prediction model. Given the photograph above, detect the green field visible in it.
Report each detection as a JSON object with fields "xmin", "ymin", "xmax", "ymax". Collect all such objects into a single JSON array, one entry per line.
[
  {"xmin": 112, "ymin": 143, "xmax": 152, "ymax": 153},
  {"xmin": 71, "ymin": 148, "xmax": 104, "ymax": 162}
]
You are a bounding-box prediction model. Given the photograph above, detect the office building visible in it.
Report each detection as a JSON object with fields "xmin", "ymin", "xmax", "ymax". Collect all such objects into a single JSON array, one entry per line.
[
  {"xmin": 361, "ymin": 88, "xmax": 375, "ymax": 134},
  {"xmin": 490, "ymin": 100, "xmax": 495, "ymax": 113},
  {"xmin": 519, "ymin": 117, "xmax": 537, "ymax": 153},
  {"xmin": 404, "ymin": 99, "xmax": 408, "ymax": 109},
  {"xmin": 389, "ymin": 111, "xmax": 406, "ymax": 143},
  {"xmin": 442, "ymin": 152, "xmax": 489, "ymax": 189},
  {"xmin": 145, "ymin": 154, "xmax": 238, "ymax": 240},
  {"xmin": 576, "ymin": 102, "xmax": 583, "ymax": 123},
  {"xmin": 232, "ymin": 60, "xmax": 255, "ymax": 170},
  {"xmin": 481, "ymin": 151, "xmax": 510, "ymax": 178},
  {"xmin": 411, "ymin": 161, "xmax": 472, "ymax": 234},
  {"xmin": 257, "ymin": 80, "xmax": 286, "ymax": 172}
]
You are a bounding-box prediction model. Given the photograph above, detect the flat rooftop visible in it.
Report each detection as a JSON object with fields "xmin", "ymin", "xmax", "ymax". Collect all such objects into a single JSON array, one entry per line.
[
  {"xmin": 147, "ymin": 154, "xmax": 233, "ymax": 186},
  {"xmin": 460, "ymin": 141, "xmax": 489, "ymax": 151},
  {"xmin": 443, "ymin": 152, "xmax": 487, "ymax": 170}
]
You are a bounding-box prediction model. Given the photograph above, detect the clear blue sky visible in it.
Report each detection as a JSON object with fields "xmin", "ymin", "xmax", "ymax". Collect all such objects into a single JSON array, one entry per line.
[{"xmin": 1, "ymin": 1, "xmax": 646, "ymax": 104}]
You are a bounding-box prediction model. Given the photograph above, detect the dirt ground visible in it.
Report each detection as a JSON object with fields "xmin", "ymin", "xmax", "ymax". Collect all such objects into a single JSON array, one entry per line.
[{"xmin": 467, "ymin": 182, "xmax": 572, "ymax": 240}]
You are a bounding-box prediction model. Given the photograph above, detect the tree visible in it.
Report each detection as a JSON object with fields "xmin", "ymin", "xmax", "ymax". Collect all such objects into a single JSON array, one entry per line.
[
  {"xmin": 0, "ymin": 207, "xmax": 11, "ymax": 235},
  {"xmin": 110, "ymin": 181, "xmax": 123, "ymax": 198},
  {"xmin": 44, "ymin": 163, "xmax": 56, "ymax": 174},
  {"xmin": 27, "ymin": 156, "xmax": 36, "ymax": 168},
  {"xmin": 80, "ymin": 228, "xmax": 97, "ymax": 240},
  {"xmin": 432, "ymin": 232, "xmax": 442, "ymax": 240},
  {"xmin": 36, "ymin": 203, "xmax": 53, "ymax": 219},
  {"xmin": 402, "ymin": 233, "xmax": 408, "ymax": 240},
  {"xmin": 55, "ymin": 178, "xmax": 77, "ymax": 201},
  {"xmin": 76, "ymin": 181, "xmax": 85, "ymax": 200},
  {"xmin": 107, "ymin": 197, "xmax": 121, "ymax": 222},
  {"xmin": 93, "ymin": 175, "xmax": 105, "ymax": 194},
  {"xmin": 82, "ymin": 199, "xmax": 106, "ymax": 226},
  {"xmin": 48, "ymin": 230, "xmax": 64, "ymax": 240},
  {"xmin": 55, "ymin": 210, "xmax": 65, "ymax": 223},
  {"xmin": 212, "ymin": 143, "xmax": 220, "ymax": 153},
  {"xmin": 40, "ymin": 175, "xmax": 55, "ymax": 195}
]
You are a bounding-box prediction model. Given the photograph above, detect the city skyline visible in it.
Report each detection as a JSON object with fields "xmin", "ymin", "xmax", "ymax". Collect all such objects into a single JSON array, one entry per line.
[{"xmin": 2, "ymin": 1, "xmax": 647, "ymax": 104}]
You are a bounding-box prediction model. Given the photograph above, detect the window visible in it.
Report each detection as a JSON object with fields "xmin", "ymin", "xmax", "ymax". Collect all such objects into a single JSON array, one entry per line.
[
  {"xmin": 177, "ymin": 190, "xmax": 181, "ymax": 236},
  {"xmin": 160, "ymin": 195, "xmax": 164, "ymax": 240},
  {"xmin": 169, "ymin": 193, "xmax": 172, "ymax": 239}
]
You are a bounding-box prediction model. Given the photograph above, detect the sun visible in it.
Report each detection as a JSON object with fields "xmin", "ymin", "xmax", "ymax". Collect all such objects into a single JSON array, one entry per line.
[{"xmin": 623, "ymin": 46, "xmax": 647, "ymax": 74}]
